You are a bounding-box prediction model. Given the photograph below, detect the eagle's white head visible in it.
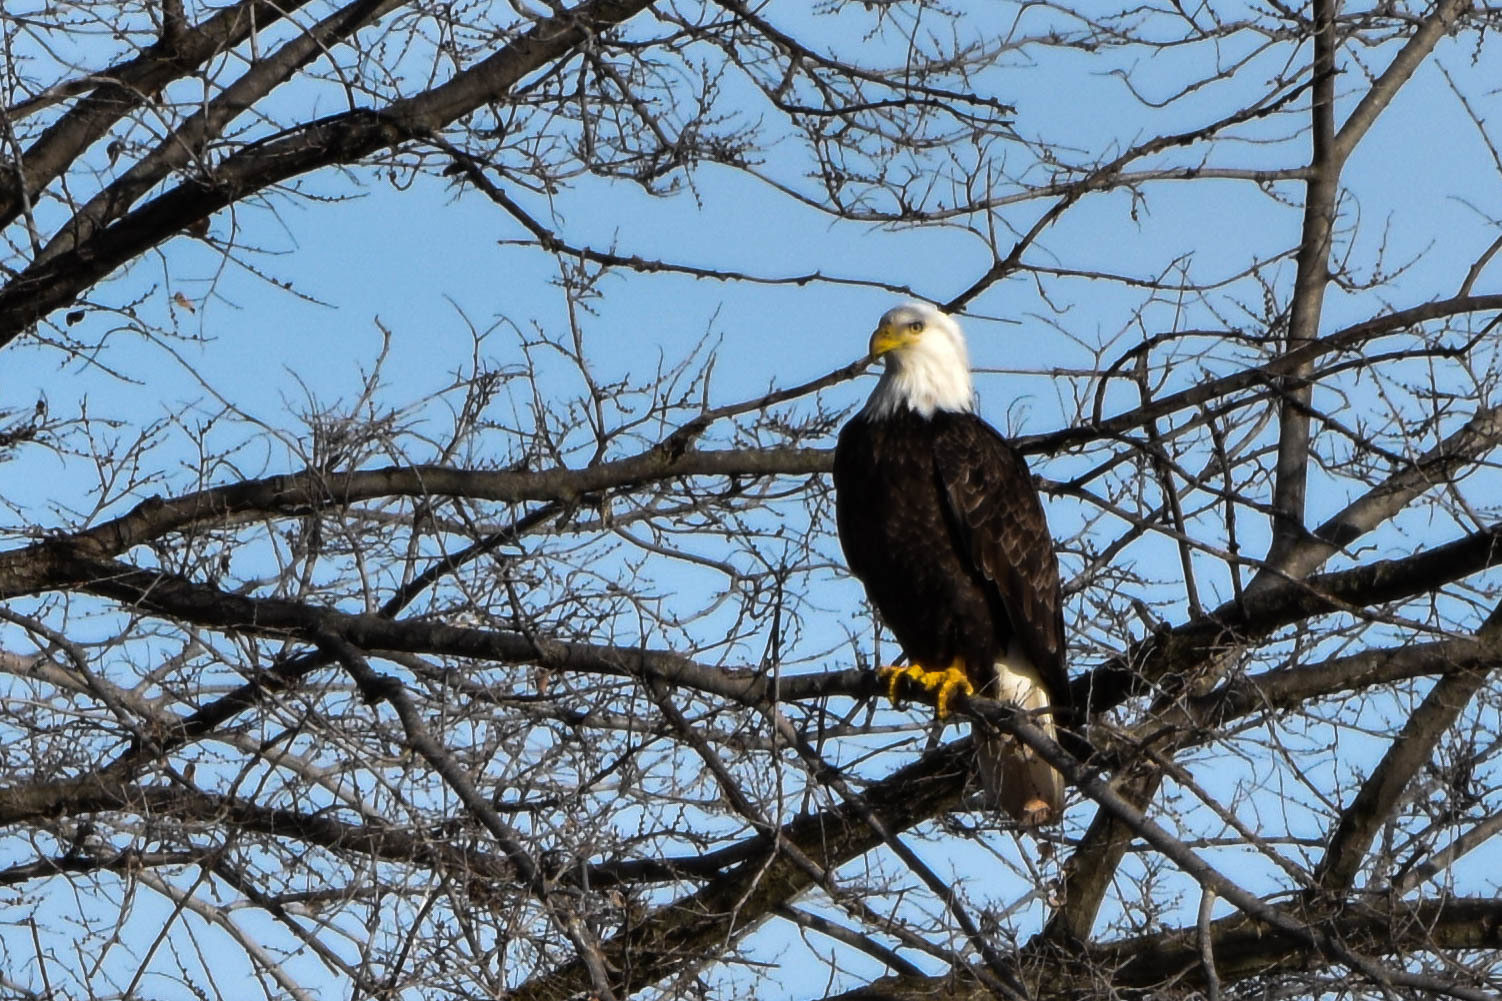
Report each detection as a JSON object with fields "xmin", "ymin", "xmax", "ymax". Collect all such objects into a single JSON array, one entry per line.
[{"xmin": 859, "ymin": 302, "xmax": 976, "ymax": 419}]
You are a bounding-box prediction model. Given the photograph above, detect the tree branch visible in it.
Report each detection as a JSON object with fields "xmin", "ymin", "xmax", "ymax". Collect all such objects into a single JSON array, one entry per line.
[
  {"xmin": 0, "ymin": 0, "xmax": 323, "ymax": 227},
  {"xmin": 0, "ymin": 0, "xmax": 658, "ymax": 346},
  {"xmin": 1313, "ymin": 609, "xmax": 1501, "ymax": 893}
]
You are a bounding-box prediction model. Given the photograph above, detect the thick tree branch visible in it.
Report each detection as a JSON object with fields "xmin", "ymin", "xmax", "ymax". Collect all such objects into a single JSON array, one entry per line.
[
  {"xmin": 1331, "ymin": 0, "xmax": 1474, "ymax": 163},
  {"xmin": 1017, "ymin": 294, "xmax": 1502, "ymax": 456},
  {"xmin": 822, "ymin": 897, "xmax": 1502, "ymax": 1001},
  {"xmin": 0, "ymin": 447, "xmax": 827, "ymax": 598},
  {"xmin": 12, "ymin": 506, "xmax": 1500, "ymax": 730},
  {"xmin": 1313, "ymin": 610, "xmax": 1501, "ymax": 892},
  {"xmin": 1274, "ymin": 404, "xmax": 1502, "ymax": 583},
  {"xmin": 36, "ymin": 0, "xmax": 408, "ymax": 266},
  {"xmin": 0, "ymin": 0, "xmax": 658, "ymax": 346},
  {"xmin": 505, "ymin": 742, "xmax": 971, "ymax": 1001},
  {"xmin": 0, "ymin": 0, "xmax": 322, "ymax": 228},
  {"xmin": 984, "ymin": 700, "xmax": 1498, "ymax": 1001},
  {"xmin": 1077, "ymin": 518, "xmax": 1502, "ymax": 717},
  {"xmin": 1261, "ymin": 0, "xmax": 1339, "ymax": 579},
  {"xmin": 1258, "ymin": 0, "xmax": 1472, "ymax": 583}
]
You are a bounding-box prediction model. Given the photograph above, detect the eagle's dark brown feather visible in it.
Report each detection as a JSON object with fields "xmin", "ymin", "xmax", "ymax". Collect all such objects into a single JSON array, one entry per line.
[
  {"xmin": 835, "ymin": 409, "xmax": 1067, "ymax": 707},
  {"xmin": 835, "ymin": 407, "xmax": 1069, "ymax": 822},
  {"xmin": 932, "ymin": 419, "xmax": 1069, "ymax": 704}
]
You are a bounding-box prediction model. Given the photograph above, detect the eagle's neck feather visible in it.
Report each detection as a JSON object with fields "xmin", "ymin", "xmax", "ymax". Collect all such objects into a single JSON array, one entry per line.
[{"xmin": 860, "ymin": 357, "xmax": 975, "ymax": 420}]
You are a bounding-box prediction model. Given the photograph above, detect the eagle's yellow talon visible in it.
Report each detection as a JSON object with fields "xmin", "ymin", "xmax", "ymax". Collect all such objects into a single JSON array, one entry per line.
[
  {"xmin": 876, "ymin": 663, "xmax": 922, "ymax": 704},
  {"xmin": 875, "ymin": 662, "xmax": 973, "ymax": 720},
  {"xmin": 933, "ymin": 666, "xmax": 974, "ymax": 719}
]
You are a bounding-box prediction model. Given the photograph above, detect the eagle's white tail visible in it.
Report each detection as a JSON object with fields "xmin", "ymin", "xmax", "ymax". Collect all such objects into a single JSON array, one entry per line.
[{"xmin": 976, "ymin": 651, "xmax": 1064, "ymax": 826}]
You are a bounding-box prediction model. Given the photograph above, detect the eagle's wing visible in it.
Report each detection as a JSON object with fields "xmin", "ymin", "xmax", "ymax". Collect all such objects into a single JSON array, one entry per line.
[{"xmin": 933, "ymin": 418, "xmax": 1069, "ymax": 706}]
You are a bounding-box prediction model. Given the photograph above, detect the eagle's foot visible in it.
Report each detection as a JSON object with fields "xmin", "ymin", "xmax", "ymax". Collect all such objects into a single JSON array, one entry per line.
[{"xmin": 876, "ymin": 661, "xmax": 974, "ymax": 720}]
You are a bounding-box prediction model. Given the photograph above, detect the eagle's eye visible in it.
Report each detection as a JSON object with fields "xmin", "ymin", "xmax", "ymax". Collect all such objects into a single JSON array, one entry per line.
[{"xmin": 907, "ymin": 320, "xmax": 924, "ymax": 332}]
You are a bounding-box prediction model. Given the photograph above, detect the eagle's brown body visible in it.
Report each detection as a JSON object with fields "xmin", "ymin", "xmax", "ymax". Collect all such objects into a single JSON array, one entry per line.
[
  {"xmin": 834, "ymin": 341, "xmax": 1069, "ymax": 823},
  {"xmin": 835, "ymin": 409, "xmax": 1066, "ymax": 688}
]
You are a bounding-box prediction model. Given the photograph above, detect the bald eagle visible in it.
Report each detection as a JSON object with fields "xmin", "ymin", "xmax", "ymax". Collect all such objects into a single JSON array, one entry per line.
[{"xmin": 833, "ymin": 303, "xmax": 1069, "ymax": 825}]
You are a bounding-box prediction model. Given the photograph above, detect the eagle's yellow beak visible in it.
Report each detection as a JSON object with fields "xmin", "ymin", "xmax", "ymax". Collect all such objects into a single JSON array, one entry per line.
[{"xmin": 869, "ymin": 322, "xmax": 919, "ymax": 360}]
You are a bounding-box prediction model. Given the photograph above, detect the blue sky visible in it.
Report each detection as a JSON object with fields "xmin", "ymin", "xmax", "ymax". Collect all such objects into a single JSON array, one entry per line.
[{"xmin": 4, "ymin": 3, "xmax": 1502, "ymax": 998}]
